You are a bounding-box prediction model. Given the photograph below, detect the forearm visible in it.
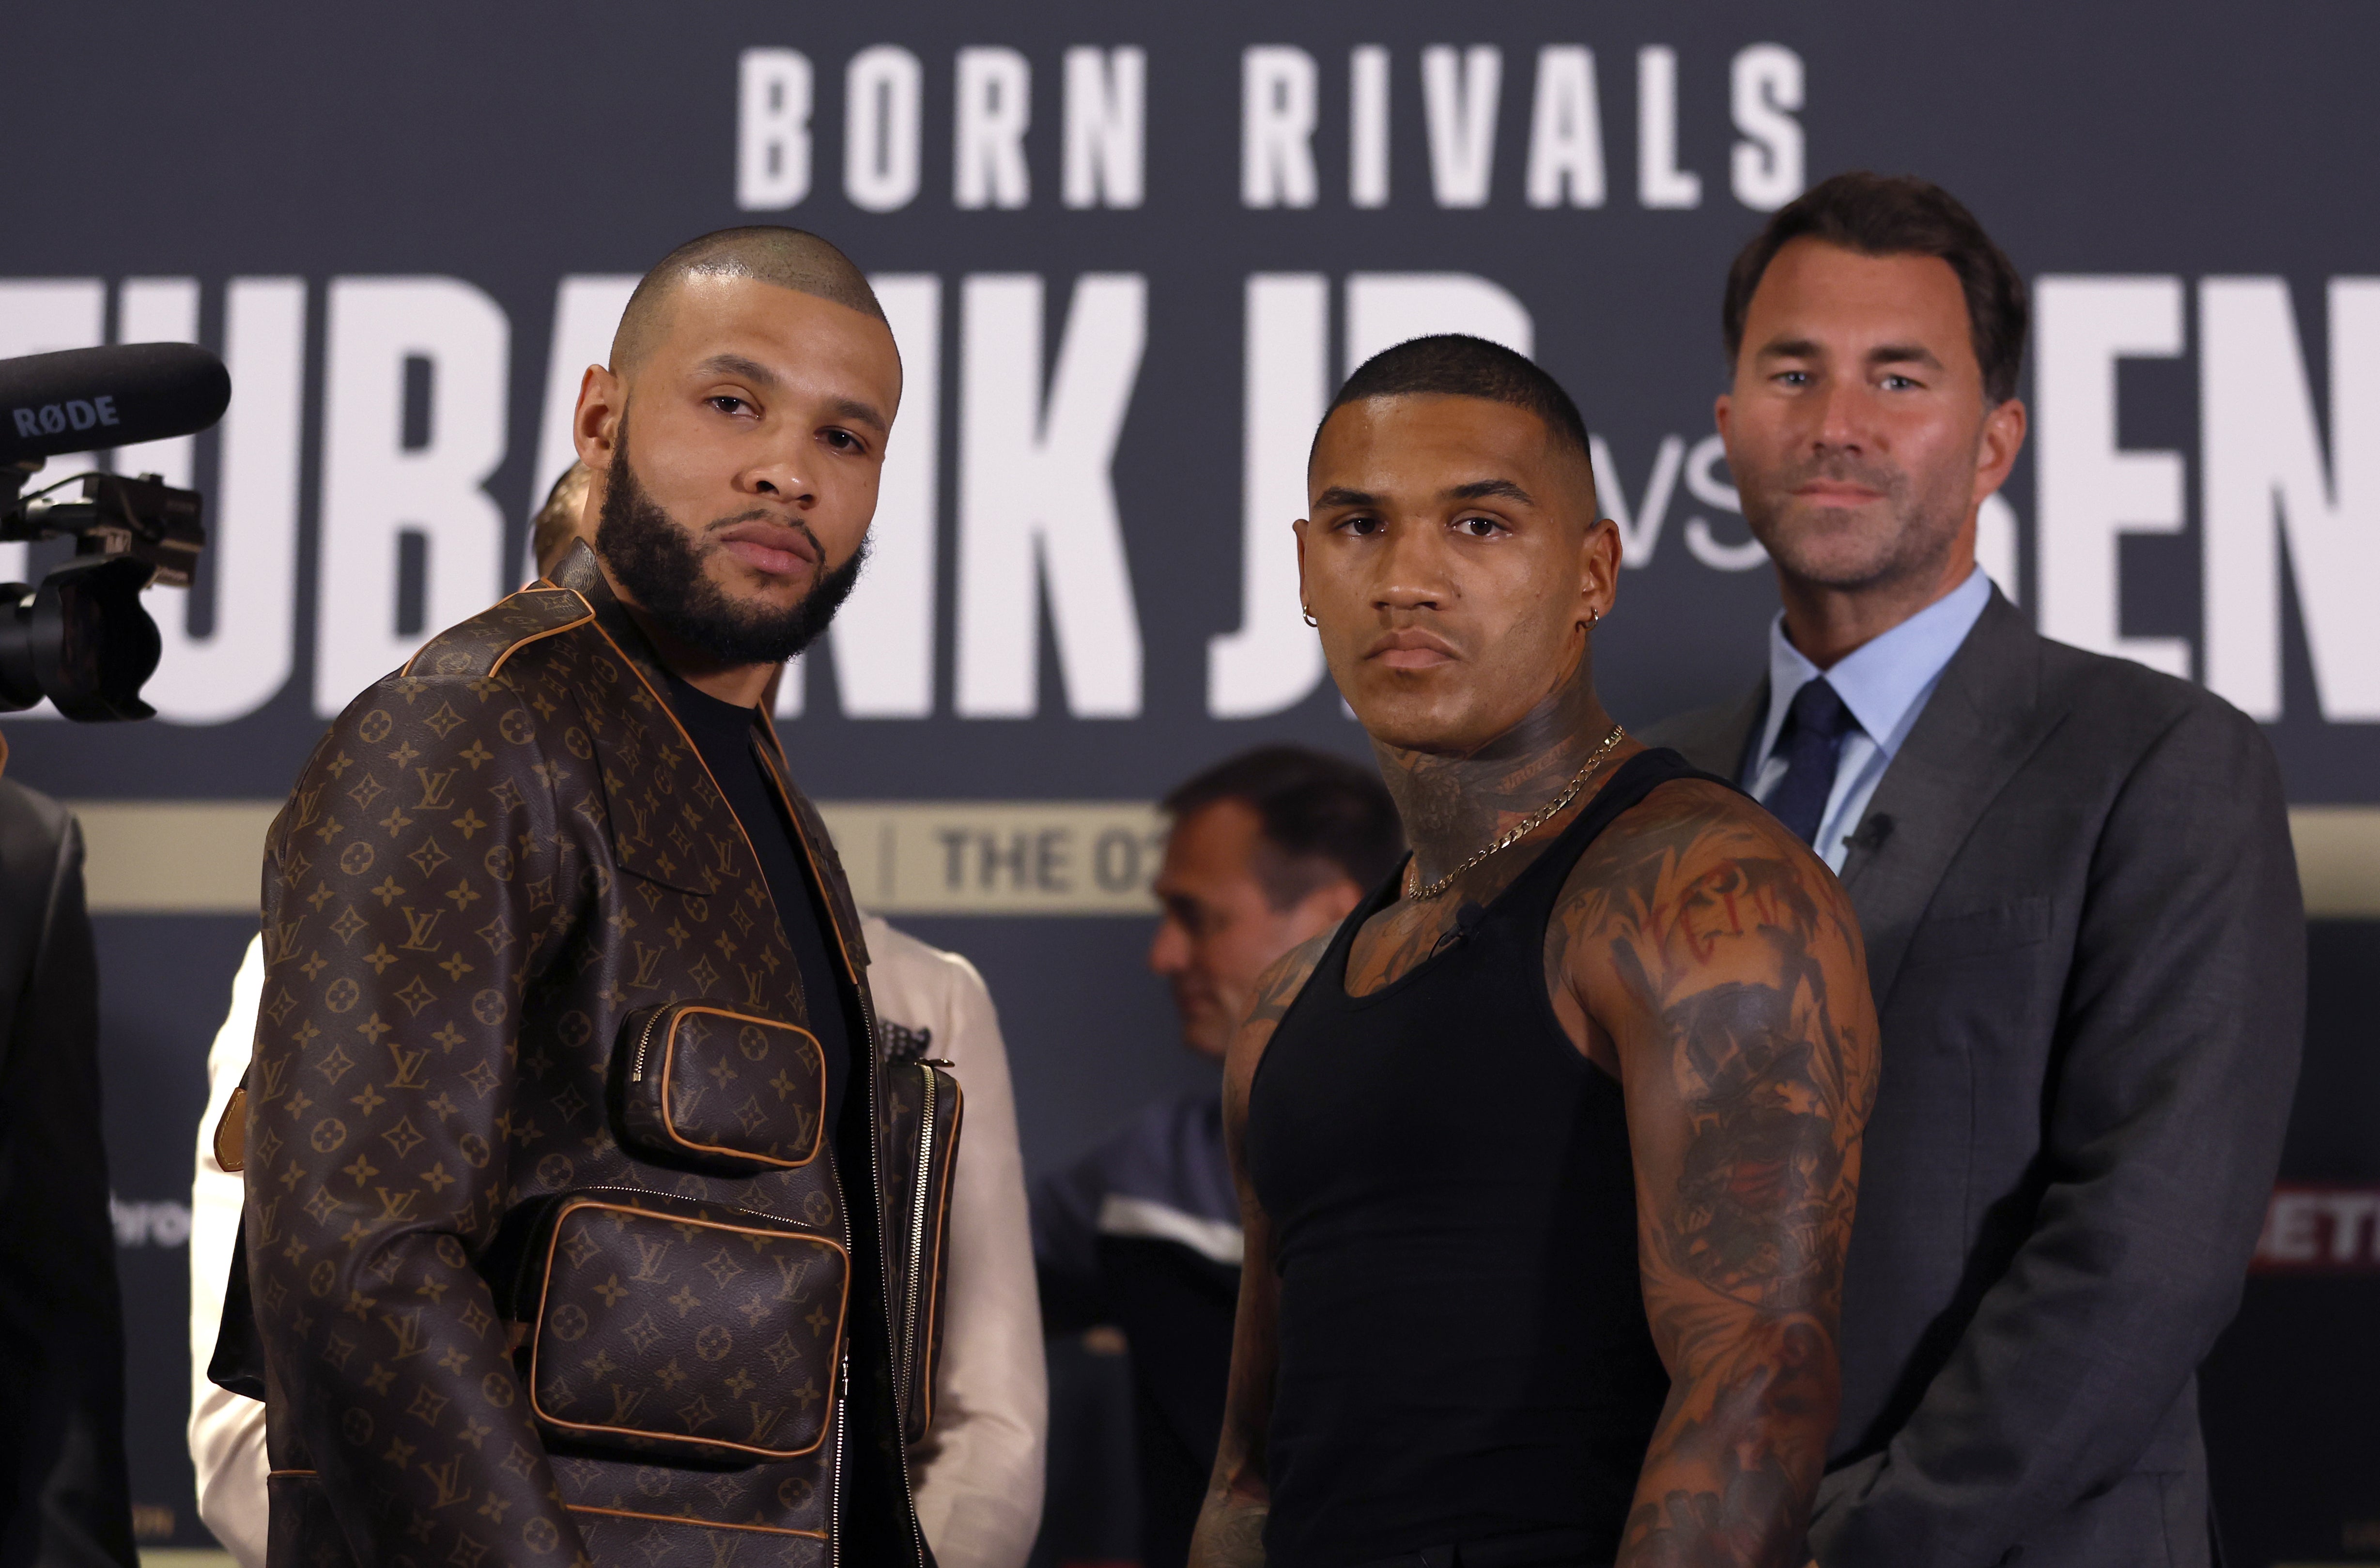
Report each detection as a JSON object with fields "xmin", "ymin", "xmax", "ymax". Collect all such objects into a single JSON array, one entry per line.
[
  {"xmin": 912, "ymin": 1407, "xmax": 1043, "ymax": 1568},
  {"xmin": 1189, "ymin": 1492, "xmax": 1270, "ymax": 1568},
  {"xmin": 1621, "ymin": 1314, "xmax": 1835, "ymax": 1567},
  {"xmin": 1188, "ymin": 1305, "xmax": 1274, "ymax": 1568},
  {"xmin": 1186, "ymin": 1254, "xmax": 1277, "ymax": 1568},
  {"xmin": 191, "ymin": 1384, "xmax": 269, "ymax": 1568},
  {"xmin": 912, "ymin": 984, "xmax": 1047, "ymax": 1568},
  {"xmin": 1192, "ymin": 947, "xmax": 1318, "ymax": 1568}
]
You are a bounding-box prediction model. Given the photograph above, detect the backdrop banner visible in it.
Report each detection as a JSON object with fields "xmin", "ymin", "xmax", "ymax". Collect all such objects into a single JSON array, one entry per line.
[{"xmin": 2, "ymin": 2, "xmax": 2372, "ymax": 1558}]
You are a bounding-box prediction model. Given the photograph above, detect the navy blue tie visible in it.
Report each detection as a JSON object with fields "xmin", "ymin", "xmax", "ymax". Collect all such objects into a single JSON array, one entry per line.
[{"xmin": 1765, "ymin": 677, "xmax": 1858, "ymax": 847}]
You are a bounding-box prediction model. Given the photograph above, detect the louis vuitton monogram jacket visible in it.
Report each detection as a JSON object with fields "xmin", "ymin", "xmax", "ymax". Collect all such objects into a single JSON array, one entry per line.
[{"xmin": 245, "ymin": 544, "xmax": 929, "ymax": 1568}]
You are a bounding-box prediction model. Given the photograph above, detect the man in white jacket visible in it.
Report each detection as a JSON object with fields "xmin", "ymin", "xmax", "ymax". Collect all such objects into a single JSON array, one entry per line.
[{"xmin": 190, "ymin": 907, "xmax": 1049, "ymax": 1568}]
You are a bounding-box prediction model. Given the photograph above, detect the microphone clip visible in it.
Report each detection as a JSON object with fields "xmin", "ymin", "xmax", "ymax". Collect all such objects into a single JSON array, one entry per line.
[
  {"xmin": 1843, "ymin": 813, "xmax": 1895, "ymax": 855},
  {"xmin": 5, "ymin": 468, "xmax": 205, "ymax": 589}
]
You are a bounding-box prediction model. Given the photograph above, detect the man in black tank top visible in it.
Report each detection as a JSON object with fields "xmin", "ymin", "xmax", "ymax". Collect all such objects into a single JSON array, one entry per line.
[{"xmin": 1189, "ymin": 337, "xmax": 1881, "ymax": 1568}]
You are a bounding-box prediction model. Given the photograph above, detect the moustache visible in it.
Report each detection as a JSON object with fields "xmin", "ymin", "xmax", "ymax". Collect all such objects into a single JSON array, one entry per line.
[
  {"xmin": 704, "ymin": 509, "xmax": 824, "ymax": 552},
  {"xmin": 1778, "ymin": 455, "xmax": 1904, "ymax": 498}
]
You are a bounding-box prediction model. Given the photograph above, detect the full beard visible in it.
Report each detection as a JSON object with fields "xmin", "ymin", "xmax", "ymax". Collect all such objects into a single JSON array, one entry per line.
[{"xmin": 595, "ymin": 441, "xmax": 867, "ymax": 666}]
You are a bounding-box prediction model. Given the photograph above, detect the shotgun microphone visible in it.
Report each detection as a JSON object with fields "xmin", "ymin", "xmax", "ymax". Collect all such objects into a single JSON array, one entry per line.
[
  {"xmin": 0, "ymin": 343, "xmax": 231, "ymax": 466},
  {"xmin": 0, "ymin": 343, "xmax": 230, "ymax": 721}
]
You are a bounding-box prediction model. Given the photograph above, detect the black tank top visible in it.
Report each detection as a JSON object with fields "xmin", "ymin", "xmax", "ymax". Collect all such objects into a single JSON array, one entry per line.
[{"xmin": 1245, "ymin": 749, "xmax": 1711, "ymax": 1568}]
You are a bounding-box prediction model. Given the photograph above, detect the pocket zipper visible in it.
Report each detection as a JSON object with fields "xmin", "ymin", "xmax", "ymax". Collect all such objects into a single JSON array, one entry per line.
[
  {"xmin": 899, "ymin": 1062, "xmax": 936, "ymax": 1415},
  {"xmin": 627, "ymin": 1009, "xmax": 668, "ymax": 1085},
  {"xmin": 830, "ymin": 1349, "xmax": 848, "ymax": 1568},
  {"xmin": 542, "ymin": 1184, "xmax": 837, "ymax": 1239}
]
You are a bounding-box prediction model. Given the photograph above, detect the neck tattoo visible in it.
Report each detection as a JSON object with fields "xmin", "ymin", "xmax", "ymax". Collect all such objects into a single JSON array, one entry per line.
[{"xmin": 1402, "ymin": 723, "xmax": 1628, "ymax": 902}]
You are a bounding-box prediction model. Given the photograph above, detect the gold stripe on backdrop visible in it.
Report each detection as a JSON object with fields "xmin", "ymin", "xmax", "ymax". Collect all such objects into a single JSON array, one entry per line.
[
  {"xmin": 68, "ymin": 799, "xmax": 1171, "ymax": 918},
  {"xmin": 64, "ymin": 800, "xmax": 2380, "ymax": 920}
]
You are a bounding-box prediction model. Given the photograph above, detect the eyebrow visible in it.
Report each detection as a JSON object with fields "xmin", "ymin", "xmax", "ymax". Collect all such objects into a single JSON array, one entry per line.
[
  {"xmin": 1448, "ymin": 477, "xmax": 1535, "ymax": 506},
  {"xmin": 1313, "ymin": 478, "xmax": 1537, "ymax": 510},
  {"xmin": 1865, "ymin": 341, "xmax": 1943, "ymax": 369},
  {"xmin": 695, "ymin": 354, "xmax": 890, "ymax": 433},
  {"xmin": 695, "ymin": 352, "xmax": 779, "ymax": 386},
  {"xmin": 825, "ymin": 395, "xmax": 890, "ymax": 433},
  {"xmin": 1756, "ymin": 335, "xmax": 1945, "ymax": 370}
]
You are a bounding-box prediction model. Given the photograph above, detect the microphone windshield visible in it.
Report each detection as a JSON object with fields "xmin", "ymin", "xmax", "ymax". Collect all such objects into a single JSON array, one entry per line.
[{"xmin": 0, "ymin": 343, "xmax": 232, "ymax": 466}]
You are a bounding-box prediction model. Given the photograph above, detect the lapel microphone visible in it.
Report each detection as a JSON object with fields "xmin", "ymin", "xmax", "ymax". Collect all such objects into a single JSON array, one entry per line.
[
  {"xmin": 1430, "ymin": 900, "xmax": 1489, "ymax": 958},
  {"xmin": 1844, "ymin": 813, "xmax": 1895, "ymax": 854}
]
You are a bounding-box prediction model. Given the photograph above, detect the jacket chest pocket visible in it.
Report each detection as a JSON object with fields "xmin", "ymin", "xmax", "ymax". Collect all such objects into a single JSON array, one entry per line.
[
  {"xmin": 612, "ymin": 1003, "xmax": 825, "ymax": 1174},
  {"xmin": 1899, "ymin": 894, "xmax": 2055, "ymax": 968},
  {"xmin": 519, "ymin": 1193, "xmax": 848, "ymax": 1466}
]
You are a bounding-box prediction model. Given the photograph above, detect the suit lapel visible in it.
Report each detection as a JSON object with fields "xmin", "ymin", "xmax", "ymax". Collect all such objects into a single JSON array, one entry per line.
[{"xmin": 1837, "ymin": 591, "xmax": 2063, "ymax": 1002}]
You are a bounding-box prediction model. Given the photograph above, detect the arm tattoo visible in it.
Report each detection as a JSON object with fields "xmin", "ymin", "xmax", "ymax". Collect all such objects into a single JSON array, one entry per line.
[
  {"xmin": 1242, "ymin": 934, "xmax": 1330, "ymax": 1027},
  {"xmin": 1187, "ymin": 936, "xmax": 1329, "ymax": 1568},
  {"xmin": 1551, "ymin": 785, "xmax": 1878, "ymax": 1567}
]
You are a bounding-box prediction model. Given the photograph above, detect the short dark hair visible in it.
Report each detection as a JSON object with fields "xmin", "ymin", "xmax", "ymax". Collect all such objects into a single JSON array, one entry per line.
[
  {"xmin": 1722, "ymin": 172, "xmax": 2029, "ymax": 405},
  {"xmin": 612, "ymin": 225, "xmax": 884, "ymax": 373},
  {"xmin": 1322, "ymin": 334, "xmax": 1592, "ymax": 464},
  {"xmin": 1163, "ymin": 745, "xmax": 1404, "ymax": 907}
]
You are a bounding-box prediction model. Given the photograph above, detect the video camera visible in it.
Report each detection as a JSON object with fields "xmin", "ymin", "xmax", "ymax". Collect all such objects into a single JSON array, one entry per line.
[{"xmin": 0, "ymin": 343, "xmax": 231, "ymax": 720}]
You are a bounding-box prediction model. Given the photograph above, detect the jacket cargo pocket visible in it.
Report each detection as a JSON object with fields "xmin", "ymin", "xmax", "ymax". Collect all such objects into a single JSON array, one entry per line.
[
  {"xmin": 881, "ymin": 1058, "xmax": 963, "ymax": 1445},
  {"xmin": 518, "ymin": 1192, "xmax": 848, "ymax": 1466},
  {"xmin": 612, "ymin": 1003, "xmax": 826, "ymax": 1174}
]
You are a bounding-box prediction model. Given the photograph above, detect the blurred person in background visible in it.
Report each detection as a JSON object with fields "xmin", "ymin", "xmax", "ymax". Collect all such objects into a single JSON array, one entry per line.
[
  {"xmin": 191, "ymin": 459, "xmax": 1046, "ymax": 1568},
  {"xmin": 1034, "ymin": 746, "xmax": 1400, "ymax": 1568},
  {"xmin": 525, "ymin": 458, "xmax": 595, "ymax": 582},
  {"xmin": 0, "ymin": 765, "xmax": 136, "ymax": 1568}
]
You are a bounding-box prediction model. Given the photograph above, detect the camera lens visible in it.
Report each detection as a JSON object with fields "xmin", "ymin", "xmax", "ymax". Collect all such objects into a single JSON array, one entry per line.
[
  {"xmin": 0, "ymin": 557, "xmax": 163, "ymax": 720},
  {"xmin": 35, "ymin": 557, "xmax": 161, "ymax": 721},
  {"xmin": 0, "ymin": 583, "xmax": 41, "ymax": 712}
]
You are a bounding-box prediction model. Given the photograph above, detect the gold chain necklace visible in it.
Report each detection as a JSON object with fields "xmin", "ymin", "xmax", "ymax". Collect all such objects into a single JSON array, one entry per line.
[{"xmin": 1402, "ymin": 723, "xmax": 1629, "ymax": 902}]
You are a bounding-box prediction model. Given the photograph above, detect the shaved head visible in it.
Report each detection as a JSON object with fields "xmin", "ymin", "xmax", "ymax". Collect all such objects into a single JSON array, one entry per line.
[{"xmin": 611, "ymin": 226, "xmax": 885, "ymax": 374}]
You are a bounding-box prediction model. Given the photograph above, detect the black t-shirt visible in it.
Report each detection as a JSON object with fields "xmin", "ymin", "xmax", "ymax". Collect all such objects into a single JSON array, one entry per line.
[{"xmin": 662, "ymin": 671, "xmax": 850, "ymax": 1133}]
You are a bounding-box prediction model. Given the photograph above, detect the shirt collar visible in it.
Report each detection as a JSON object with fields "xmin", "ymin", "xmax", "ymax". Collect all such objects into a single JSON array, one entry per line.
[{"xmin": 1752, "ymin": 566, "xmax": 1994, "ymax": 772}]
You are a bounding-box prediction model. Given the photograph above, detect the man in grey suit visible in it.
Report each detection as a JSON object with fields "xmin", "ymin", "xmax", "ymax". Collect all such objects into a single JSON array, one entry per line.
[{"xmin": 1644, "ymin": 171, "xmax": 2303, "ymax": 1566}]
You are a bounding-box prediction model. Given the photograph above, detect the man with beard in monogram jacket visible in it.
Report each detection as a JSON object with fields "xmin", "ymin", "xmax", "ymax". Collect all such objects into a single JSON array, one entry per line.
[{"xmin": 246, "ymin": 228, "xmax": 932, "ymax": 1568}]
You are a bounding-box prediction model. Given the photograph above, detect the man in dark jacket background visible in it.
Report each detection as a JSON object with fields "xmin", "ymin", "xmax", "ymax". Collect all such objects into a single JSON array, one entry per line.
[
  {"xmin": 1646, "ymin": 172, "xmax": 2303, "ymax": 1566},
  {"xmin": 0, "ymin": 771, "xmax": 136, "ymax": 1568}
]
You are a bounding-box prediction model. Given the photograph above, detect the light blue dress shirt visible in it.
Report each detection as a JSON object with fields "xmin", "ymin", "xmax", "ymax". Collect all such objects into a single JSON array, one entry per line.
[{"xmin": 1745, "ymin": 567, "xmax": 1993, "ymax": 872}]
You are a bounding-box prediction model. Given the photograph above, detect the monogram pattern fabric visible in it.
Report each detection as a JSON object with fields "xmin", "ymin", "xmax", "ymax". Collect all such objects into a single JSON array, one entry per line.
[
  {"xmin": 524, "ymin": 1197, "xmax": 847, "ymax": 1465},
  {"xmin": 245, "ymin": 556, "xmax": 920, "ymax": 1568},
  {"xmin": 613, "ymin": 1005, "xmax": 827, "ymax": 1174}
]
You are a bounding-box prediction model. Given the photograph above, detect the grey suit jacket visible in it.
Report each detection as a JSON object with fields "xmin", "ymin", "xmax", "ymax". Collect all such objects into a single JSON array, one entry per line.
[{"xmin": 1642, "ymin": 591, "xmax": 2303, "ymax": 1568}]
